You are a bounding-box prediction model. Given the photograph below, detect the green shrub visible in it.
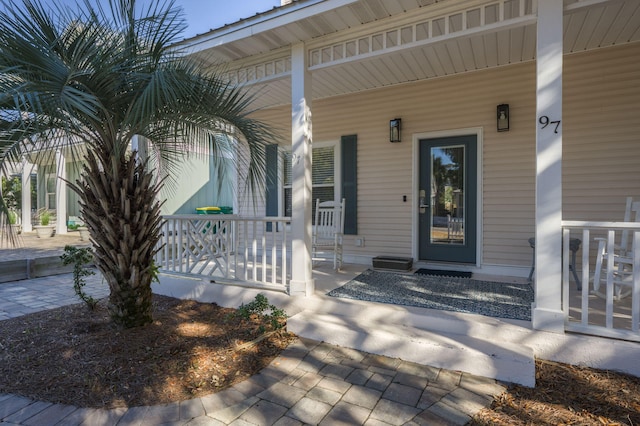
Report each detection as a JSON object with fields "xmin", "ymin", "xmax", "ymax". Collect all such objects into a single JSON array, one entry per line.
[{"xmin": 233, "ymin": 294, "xmax": 287, "ymax": 334}]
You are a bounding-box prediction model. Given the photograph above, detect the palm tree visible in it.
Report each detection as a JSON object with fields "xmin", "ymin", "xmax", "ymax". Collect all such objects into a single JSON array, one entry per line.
[{"xmin": 0, "ymin": 0, "xmax": 272, "ymax": 328}]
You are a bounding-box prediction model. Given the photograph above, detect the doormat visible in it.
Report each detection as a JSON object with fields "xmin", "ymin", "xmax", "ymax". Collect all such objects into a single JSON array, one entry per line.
[
  {"xmin": 414, "ymin": 268, "xmax": 472, "ymax": 278},
  {"xmin": 327, "ymin": 269, "xmax": 533, "ymax": 321}
]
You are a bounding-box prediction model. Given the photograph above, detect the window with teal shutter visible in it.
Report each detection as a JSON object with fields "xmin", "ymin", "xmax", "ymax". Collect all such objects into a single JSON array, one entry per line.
[
  {"xmin": 341, "ymin": 135, "xmax": 357, "ymax": 235},
  {"xmin": 283, "ymin": 146, "xmax": 335, "ymax": 220},
  {"xmin": 265, "ymin": 144, "xmax": 278, "ymax": 231},
  {"xmin": 265, "ymin": 136, "xmax": 357, "ymax": 235}
]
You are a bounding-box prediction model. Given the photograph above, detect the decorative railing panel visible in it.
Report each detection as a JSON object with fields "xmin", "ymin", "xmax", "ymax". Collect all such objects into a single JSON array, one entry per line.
[{"xmin": 156, "ymin": 215, "xmax": 291, "ymax": 292}]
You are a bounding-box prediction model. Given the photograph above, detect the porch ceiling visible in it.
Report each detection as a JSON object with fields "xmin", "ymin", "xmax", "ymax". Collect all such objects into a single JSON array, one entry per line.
[
  {"xmin": 185, "ymin": 0, "xmax": 640, "ymax": 109},
  {"xmin": 309, "ymin": 23, "xmax": 538, "ymax": 100}
]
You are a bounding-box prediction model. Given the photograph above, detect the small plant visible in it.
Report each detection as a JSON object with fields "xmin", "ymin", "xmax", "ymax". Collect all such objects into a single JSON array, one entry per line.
[
  {"xmin": 68, "ymin": 223, "xmax": 79, "ymax": 231},
  {"xmin": 148, "ymin": 259, "xmax": 161, "ymax": 285},
  {"xmin": 234, "ymin": 294, "xmax": 287, "ymax": 334},
  {"xmin": 39, "ymin": 209, "xmax": 51, "ymax": 226},
  {"xmin": 61, "ymin": 245, "xmax": 98, "ymax": 310},
  {"xmin": 7, "ymin": 210, "xmax": 17, "ymax": 225}
]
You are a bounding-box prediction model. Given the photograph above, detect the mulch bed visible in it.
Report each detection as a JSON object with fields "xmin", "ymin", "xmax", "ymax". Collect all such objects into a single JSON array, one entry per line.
[
  {"xmin": 1, "ymin": 293, "xmax": 640, "ymax": 424},
  {"xmin": 471, "ymin": 359, "xmax": 640, "ymax": 425},
  {"xmin": 0, "ymin": 294, "xmax": 296, "ymax": 409}
]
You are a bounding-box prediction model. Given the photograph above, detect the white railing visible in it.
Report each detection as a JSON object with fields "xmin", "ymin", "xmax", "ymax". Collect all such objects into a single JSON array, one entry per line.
[
  {"xmin": 562, "ymin": 221, "xmax": 640, "ymax": 342},
  {"xmin": 155, "ymin": 215, "xmax": 292, "ymax": 292}
]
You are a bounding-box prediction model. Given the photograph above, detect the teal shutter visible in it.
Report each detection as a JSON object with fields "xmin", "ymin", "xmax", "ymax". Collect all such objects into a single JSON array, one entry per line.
[
  {"xmin": 341, "ymin": 135, "xmax": 357, "ymax": 235},
  {"xmin": 265, "ymin": 144, "xmax": 278, "ymax": 231}
]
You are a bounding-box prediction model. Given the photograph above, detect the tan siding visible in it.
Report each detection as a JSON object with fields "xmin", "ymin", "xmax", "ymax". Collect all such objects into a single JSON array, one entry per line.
[
  {"xmin": 563, "ymin": 43, "xmax": 640, "ymax": 223},
  {"xmin": 248, "ymin": 42, "xmax": 640, "ymax": 270}
]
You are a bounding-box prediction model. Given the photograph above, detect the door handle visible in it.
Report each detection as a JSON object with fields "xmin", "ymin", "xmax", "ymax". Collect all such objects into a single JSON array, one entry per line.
[{"xmin": 419, "ymin": 190, "xmax": 428, "ymax": 212}]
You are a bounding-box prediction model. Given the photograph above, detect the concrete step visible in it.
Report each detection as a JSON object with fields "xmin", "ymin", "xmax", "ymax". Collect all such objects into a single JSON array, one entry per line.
[
  {"xmin": 287, "ymin": 309, "xmax": 536, "ymax": 387},
  {"xmin": 304, "ymin": 294, "xmax": 534, "ymax": 340}
]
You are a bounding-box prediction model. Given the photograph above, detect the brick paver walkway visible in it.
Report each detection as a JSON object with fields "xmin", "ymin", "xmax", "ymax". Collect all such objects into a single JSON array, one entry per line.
[{"xmin": 0, "ymin": 331, "xmax": 503, "ymax": 425}]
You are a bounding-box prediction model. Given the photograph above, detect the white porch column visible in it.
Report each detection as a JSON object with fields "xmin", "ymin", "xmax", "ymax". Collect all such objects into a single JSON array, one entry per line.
[
  {"xmin": 289, "ymin": 43, "xmax": 314, "ymax": 296},
  {"xmin": 21, "ymin": 157, "xmax": 32, "ymax": 232},
  {"xmin": 55, "ymin": 149, "xmax": 67, "ymax": 235},
  {"xmin": 131, "ymin": 135, "xmax": 148, "ymax": 163},
  {"xmin": 532, "ymin": 0, "xmax": 564, "ymax": 333}
]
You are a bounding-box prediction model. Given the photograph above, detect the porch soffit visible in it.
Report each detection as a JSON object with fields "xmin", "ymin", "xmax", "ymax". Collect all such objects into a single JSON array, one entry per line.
[{"xmin": 187, "ymin": 0, "xmax": 640, "ymax": 109}]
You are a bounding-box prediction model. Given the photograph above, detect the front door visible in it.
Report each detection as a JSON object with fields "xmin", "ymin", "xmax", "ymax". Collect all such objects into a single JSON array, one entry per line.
[{"xmin": 419, "ymin": 135, "xmax": 477, "ymax": 263}]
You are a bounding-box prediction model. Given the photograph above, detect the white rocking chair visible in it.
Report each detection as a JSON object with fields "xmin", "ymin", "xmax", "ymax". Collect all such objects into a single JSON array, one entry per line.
[
  {"xmin": 312, "ymin": 198, "xmax": 345, "ymax": 270},
  {"xmin": 592, "ymin": 197, "xmax": 640, "ymax": 300}
]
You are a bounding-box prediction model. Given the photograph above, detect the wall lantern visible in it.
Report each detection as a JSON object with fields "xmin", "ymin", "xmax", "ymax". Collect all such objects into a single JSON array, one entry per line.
[
  {"xmin": 497, "ymin": 104, "xmax": 510, "ymax": 132},
  {"xmin": 390, "ymin": 118, "xmax": 401, "ymax": 142}
]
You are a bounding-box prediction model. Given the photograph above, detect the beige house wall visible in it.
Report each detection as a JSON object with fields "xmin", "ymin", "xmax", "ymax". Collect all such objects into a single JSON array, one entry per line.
[{"xmin": 248, "ymin": 41, "xmax": 640, "ymax": 272}]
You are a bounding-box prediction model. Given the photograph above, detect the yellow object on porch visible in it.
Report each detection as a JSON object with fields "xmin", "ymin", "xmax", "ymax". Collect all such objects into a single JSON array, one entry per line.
[{"xmin": 195, "ymin": 206, "xmax": 221, "ymax": 214}]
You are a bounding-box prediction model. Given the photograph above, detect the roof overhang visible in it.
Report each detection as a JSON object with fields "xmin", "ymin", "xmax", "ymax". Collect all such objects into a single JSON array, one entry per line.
[
  {"xmin": 182, "ymin": 0, "xmax": 640, "ymax": 109},
  {"xmin": 180, "ymin": 0, "xmax": 361, "ymax": 59}
]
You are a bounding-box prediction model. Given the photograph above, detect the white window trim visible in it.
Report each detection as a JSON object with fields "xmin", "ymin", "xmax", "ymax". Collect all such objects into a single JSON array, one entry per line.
[{"xmin": 279, "ymin": 139, "xmax": 341, "ymax": 218}]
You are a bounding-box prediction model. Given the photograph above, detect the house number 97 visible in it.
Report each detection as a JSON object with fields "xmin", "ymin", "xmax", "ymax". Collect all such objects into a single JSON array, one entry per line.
[{"xmin": 539, "ymin": 115, "xmax": 561, "ymax": 133}]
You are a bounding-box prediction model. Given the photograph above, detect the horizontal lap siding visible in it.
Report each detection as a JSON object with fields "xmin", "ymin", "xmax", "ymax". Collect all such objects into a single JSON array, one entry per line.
[
  {"xmin": 248, "ymin": 42, "xmax": 640, "ymax": 269},
  {"xmin": 312, "ymin": 62, "xmax": 538, "ymax": 264},
  {"xmin": 563, "ymin": 43, "xmax": 640, "ymax": 222}
]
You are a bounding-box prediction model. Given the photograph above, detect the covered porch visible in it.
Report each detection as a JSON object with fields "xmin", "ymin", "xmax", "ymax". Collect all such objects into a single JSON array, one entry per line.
[
  {"xmin": 155, "ymin": 214, "xmax": 640, "ymax": 332},
  {"xmin": 179, "ymin": 0, "xmax": 640, "ymax": 338}
]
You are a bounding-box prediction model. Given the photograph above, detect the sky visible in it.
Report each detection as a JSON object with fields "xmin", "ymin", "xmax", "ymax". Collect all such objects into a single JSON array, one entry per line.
[
  {"xmin": 1, "ymin": 0, "xmax": 283, "ymax": 39},
  {"xmin": 170, "ymin": 0, "xmax": 282, "ymax": 38}
]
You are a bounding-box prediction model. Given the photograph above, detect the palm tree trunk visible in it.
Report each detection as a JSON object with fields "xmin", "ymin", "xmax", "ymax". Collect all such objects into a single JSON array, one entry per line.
[{"xmin": 73, "ymin": 149, "xmax": 164, "ymax": 328}]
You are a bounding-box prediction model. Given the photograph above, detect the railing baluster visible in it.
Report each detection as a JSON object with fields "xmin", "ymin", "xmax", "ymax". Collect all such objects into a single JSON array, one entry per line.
[
  {"xmin": 233, "ymin": 219, "xmax": 239, "ymax": 280},
  {"xmin": 562, "ymin": 229, "xmax": 570, "ymax": 319},
  {"xmin": 261, "ymin": 222, "xmax": 266, "ymax": 282},
  {"xmin": 178, "ymin": 219, "xmax": 184, "ymax": 274},
  {"xmin": 282, "ymin": 223, "xmax": 288, "ymax": 288},
  {"xmin": 169, "ymin": 219, "xmax": 175, "ymax": 271},
  {"xmin": 633, "ymin": 231, "xmax": 640, "ymax": 332},
  {"xmin": 581, "ymin": 229, "xmax": 590, "ymax": 326},
  {"xmin": 161, "ymin": 221, "xmax": 168, "ymax": 269},
  {"xmin": 169, "ymin": 219, "xmax": 174, "ymax": 270},
  {"xmin": 271, "ymin": 222, "xmax": 277, "ymax": 285},
  {"xmin": 252, "ymin": 220, "xmax": 258, "ymax": 282},
  {"xmin": 242, "ymin": 222, "xmax": 249, "ymax": 281},
  {"xmin": 606, "ymin": 230, "xmax": 615, "ymax": 329}
]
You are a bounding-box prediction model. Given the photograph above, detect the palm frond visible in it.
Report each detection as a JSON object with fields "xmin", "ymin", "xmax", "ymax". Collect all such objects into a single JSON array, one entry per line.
[{"xmin": 0, "ymin": 0, "xmax": 274, "ymax": 287}]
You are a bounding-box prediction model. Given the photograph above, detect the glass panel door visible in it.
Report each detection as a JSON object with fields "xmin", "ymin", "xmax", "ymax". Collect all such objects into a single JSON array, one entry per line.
[{"xmin": 419, "ymin": 135, "xmax": 477, "ymax": 263}]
